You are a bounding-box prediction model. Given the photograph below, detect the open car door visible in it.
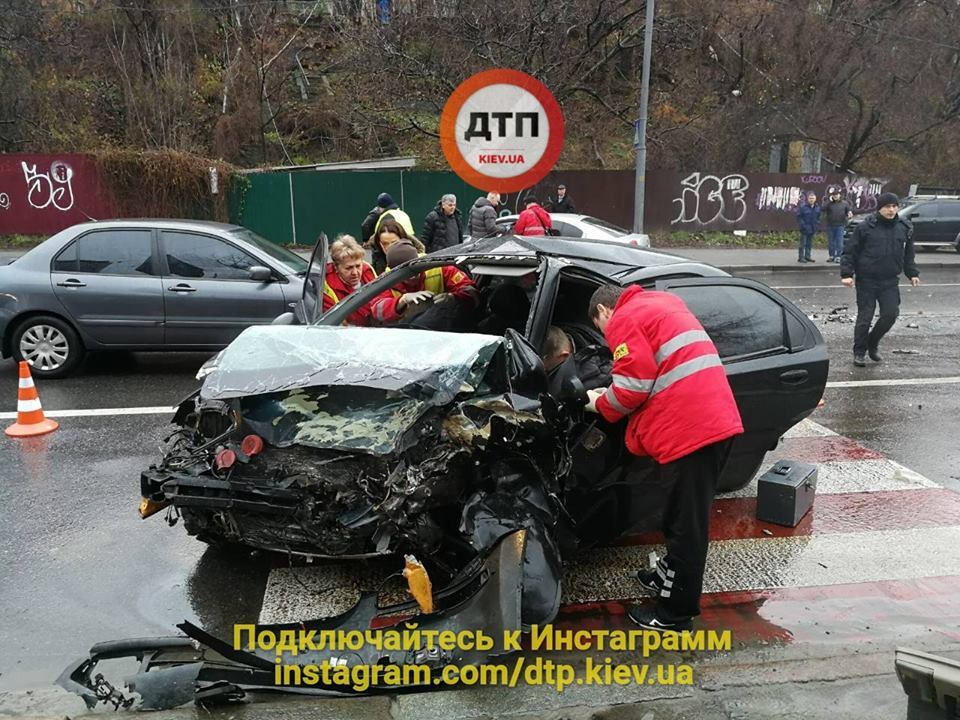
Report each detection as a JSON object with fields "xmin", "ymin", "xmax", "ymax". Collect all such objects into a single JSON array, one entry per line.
[{"xmin": 297, "ymin": 232, "xmax": 329, "ymax": 325}]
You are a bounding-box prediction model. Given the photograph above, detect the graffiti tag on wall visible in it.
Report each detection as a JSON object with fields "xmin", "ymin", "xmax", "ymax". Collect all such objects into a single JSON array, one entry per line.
[
  {"xmin": 755, "ymin": 175, "xmax": 885, "ymax": 213},
  {"xmin": 0, "ymin": 153, "xmax": 116, "ymax": 235},
  {"xmin": 671, "ymin": 173, "xmax": 749, "ymax": 226},
  {"xmin": 21, "ymin": 160, "xmax": 76, "ymax": 212}
]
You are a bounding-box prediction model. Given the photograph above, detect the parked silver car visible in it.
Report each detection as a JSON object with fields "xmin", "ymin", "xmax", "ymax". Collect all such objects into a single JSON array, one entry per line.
[
  {"xmin": 0, "ymin": 220, "xmax": 307, "ymax": 378},
  {"xmin": 478, "ymin": 213, "xmax": 651, "ymax": 247}
]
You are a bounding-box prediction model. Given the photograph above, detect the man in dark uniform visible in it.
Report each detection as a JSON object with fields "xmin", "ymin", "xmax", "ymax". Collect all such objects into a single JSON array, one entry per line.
[{"xmin": 841, "ymin": 192, "xmax": 921, "ymax": 367}]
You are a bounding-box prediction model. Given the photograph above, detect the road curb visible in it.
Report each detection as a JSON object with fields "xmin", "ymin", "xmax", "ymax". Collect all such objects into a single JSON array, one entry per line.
[{"xmin": 717, "ymin": 262, "xmax": 959, "ymax": 273}]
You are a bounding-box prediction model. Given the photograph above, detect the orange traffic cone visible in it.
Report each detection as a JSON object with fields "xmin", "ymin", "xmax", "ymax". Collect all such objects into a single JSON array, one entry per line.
[{"xmin": 4, "ymin": 362, "xmax": 59, "ymax": 438}]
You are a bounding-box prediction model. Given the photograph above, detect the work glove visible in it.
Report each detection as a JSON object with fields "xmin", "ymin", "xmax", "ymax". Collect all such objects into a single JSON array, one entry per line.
[
  {"xmin": 433, "ymin": 292, "xmax": 455, "ymax": 305},
  {"xmin": 585, "ymin": 389, "xmax": 603, "ymax": 413},
  {"xmin": 399, "ymin": 290, "xmax": 434, "ymax": 312}
]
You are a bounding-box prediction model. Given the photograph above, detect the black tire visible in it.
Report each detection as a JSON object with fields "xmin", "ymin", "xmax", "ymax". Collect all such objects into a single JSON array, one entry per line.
[
  {"xmin": 716, "ymin": 452, "xmax": 764, "ymax": 493},
  {"xmin": 11, "ymin": 314, "xmax": 84, "ymax": 379}
]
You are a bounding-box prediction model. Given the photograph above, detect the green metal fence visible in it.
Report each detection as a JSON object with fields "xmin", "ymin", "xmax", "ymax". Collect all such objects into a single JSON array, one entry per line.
[{"xmin": 232, "ymin": 169, "xmax": 485, "ymax": 247}]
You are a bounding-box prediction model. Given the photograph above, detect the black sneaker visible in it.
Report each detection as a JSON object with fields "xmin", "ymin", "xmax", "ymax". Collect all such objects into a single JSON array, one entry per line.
[
  {"xmin": 853, "ymin": 354, "xmax": 867, "ymax": 367},
  {"xmin": 805, "ymin": 257, "xmax": 816, "ymax": 262},
  {"xmin": 633, "ymin": 568, "xmax": 663, "ymax": 594},
  {"xmin": 798, "ymin": 258, "xmax": 806, "ymax": 263},
  {"xmin": 868, "ymin": 346, "xmax": 882, "ymax": 362},
  {"xmin": 627, "ymin": 604, "xmax": 693, "ymax": 633}
]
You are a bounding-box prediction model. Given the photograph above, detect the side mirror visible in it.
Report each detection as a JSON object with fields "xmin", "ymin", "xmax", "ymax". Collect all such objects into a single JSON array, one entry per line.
[
  {"xmin": 249, "ymin": 266, "xmax": 272, "ymax": 282},
  {"xmin": 271, "ymin": 311, "xmax": 295, "ymax": 325},
  {"xmin": 909, "ymin": 212, "xmax": 920, "ymax": 219}
]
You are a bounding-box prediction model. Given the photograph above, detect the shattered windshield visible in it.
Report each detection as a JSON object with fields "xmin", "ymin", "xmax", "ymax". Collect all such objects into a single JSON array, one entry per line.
[
  {"xmin": 200, "ymin": 325, "xmax": 506, "ymax": 405},
  {"xmin": 241, "ymin": 386, "xmax": 428, "ymax": 454}
]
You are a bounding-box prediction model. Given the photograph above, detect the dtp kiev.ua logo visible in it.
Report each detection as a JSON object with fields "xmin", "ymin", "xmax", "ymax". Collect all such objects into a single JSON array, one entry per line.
[{"xmin": 440, "ymin": 69, "xmax": 564, "ymax": 193}]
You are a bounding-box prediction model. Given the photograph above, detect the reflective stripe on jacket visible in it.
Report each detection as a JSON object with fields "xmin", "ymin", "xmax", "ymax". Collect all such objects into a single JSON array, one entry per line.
[{"xmin": 595, "ymin": 285, "xmax": 743, "ymax": 464}]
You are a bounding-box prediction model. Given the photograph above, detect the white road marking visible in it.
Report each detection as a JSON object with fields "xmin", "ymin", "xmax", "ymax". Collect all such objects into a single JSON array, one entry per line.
[
  {"xmin": 826, "ymin": 376, "xmax": 960, "ymax": 389},
  {"xmin": 782, "ymin": 418, "xmax": 837, "ymax": 438},
  {"xmin": 2, "ymin": 375, "xmax": 957, "ymax": 421},
  {"xmin": 771, "ymin": 283, "xmax": 960, "ymax": 289},
  {"xmin": 0, "ymin": 405, "xmax": 175, "ymax": 420},
  {"xmin": 724, "ymin": 458, "xmax": 938, "ymax": 498},
  {"xmin": 259, "ymin": 524, "xmax": 960, "ymax": 623}
]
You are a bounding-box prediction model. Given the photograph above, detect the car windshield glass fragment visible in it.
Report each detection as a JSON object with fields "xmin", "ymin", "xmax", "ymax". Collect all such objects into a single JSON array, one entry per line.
[
  {"xmin": 199, "ymin": 325, "xmax": 504, "ymax": 404},
  {"xmin": 231, "ymin": 228, "xmax": 309, "ymax": 273}
]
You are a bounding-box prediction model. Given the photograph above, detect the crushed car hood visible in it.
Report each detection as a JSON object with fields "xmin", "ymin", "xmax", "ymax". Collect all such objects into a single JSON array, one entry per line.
[{"xmin": 199, "ymin": 325, "xmax": 506, "ymax": 402}]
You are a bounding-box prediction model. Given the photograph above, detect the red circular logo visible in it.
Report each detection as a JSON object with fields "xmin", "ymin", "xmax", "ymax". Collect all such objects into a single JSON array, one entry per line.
[{"xmin": 440, "ymin": 69, "xmax": 564, "ymax": 193}]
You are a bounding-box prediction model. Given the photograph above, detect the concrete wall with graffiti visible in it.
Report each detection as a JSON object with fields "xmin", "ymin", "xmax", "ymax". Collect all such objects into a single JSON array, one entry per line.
[
  {"xmin": 0, "ymin": 154, "xmax": 116, "ymax": 236},
  {"xmin": 645, "ymin": 171, "xmax": 890, "ymax": 232}
]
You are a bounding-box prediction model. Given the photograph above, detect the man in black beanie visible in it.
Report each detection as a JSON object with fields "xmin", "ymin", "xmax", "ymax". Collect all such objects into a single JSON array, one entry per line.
[{"xmin": 841, "ymin": 192, "xmax": 920, "ymax": 367}]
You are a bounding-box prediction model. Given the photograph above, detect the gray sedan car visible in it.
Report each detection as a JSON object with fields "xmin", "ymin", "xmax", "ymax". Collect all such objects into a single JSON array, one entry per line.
[{"xmin": 0, "ymin": 220, "xmax": 307, "ymax": 378}]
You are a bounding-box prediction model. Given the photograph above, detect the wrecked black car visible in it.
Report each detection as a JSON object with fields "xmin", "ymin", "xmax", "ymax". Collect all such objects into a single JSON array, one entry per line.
[{"xmin": 140, "ymin": 236, "xmax": 829, "ymax": 628}]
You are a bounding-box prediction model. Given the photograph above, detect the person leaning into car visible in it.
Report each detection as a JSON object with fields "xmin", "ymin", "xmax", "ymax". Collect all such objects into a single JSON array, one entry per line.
[
  {"xmin": 369, "ymin": 240, "xmax": 479, "ymax": 323},
  {"xmin": 583, "ymin": 283, "xmax": 744, "ymax": 633},
  {"xmin": 841, "ymin": 191, "xmax": 920, "ymax": 367}
]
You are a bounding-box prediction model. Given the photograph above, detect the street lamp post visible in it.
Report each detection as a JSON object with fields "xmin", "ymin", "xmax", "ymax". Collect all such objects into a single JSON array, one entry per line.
[{"xmin": 633, "ymin": 0, "xmax": 655, "ymax": 234}]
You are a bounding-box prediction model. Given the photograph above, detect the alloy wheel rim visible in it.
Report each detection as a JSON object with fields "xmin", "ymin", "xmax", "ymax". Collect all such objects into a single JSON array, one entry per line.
[{"xmin": 20, "ymin": 324, "xmax": 69, "ymax": 371}]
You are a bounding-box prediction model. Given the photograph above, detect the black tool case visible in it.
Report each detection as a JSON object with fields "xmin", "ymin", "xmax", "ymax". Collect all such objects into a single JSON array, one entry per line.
[{"xmin": 756, "ymin": 460, "xmax": 817, "ymax": 527}]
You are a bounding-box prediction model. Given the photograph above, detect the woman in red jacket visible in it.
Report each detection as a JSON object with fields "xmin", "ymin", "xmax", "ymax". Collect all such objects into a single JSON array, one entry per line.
[{"xmin": 321, "ymin": 235, "xmax": 378, "ymax": 325}]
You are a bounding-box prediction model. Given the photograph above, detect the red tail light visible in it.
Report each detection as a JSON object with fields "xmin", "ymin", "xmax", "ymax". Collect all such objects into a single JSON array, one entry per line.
[{"xmin": 241, "ymin": 434, "xmax": 264, "ymax": 456}]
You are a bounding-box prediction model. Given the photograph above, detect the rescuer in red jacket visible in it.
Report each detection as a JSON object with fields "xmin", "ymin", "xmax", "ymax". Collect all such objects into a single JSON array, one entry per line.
[
  {"xmin": 370, "ymin": 240, "xmax": 479, "ymax": 325},
  {"xmin": 585, "ymin": 283, "xmax": 744, "ymax": 632},
  {"xmin": 512, "ymin": 197, "xmax": 553, "ymax": 237},
  {"xmin": 321, "ymin": 235, "xmax": 379, "ymax": 326}
]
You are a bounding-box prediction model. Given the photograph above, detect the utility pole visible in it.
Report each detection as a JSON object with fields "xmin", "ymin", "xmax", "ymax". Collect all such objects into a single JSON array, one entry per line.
[{"xmin": 633, "ymin": 0, "xmax": 655, "ymax": 234}]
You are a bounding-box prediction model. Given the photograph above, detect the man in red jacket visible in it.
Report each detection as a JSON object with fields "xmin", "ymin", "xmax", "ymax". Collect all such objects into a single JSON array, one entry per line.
[
  {"xmin": 585, "ymin": 283, "xmax": 743, "ymax": 632},
  {"xmin": 512, "ymin": 197, "xmax": 553, "ymax": 237}
]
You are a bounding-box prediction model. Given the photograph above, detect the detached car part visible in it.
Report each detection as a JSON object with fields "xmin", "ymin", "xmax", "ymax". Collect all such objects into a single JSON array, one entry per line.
[
  {"xmin": 58, "ymin": 530, "xmax": 527, "ymax": 710},
  {"xmin": 895, "ymin": 647, "xmax": 960, "ymax": 717}
]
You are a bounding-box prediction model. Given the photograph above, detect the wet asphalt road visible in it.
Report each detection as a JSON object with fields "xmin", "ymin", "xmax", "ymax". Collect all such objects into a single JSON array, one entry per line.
[{"xmin": 0, "ymin": 263, "xmax": 958, "ymax": 709}]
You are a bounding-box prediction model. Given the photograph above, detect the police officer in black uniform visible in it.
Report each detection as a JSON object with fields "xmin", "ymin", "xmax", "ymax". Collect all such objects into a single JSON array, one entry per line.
[{"xmin": 841, "ymin": 192, "xmax": 921, "ymax": 367}]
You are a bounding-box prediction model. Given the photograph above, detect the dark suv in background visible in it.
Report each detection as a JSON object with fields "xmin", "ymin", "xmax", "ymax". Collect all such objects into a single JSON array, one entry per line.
[{"xmin": 846, "ymin": 195, "xmax": 960, "ymax": 252}]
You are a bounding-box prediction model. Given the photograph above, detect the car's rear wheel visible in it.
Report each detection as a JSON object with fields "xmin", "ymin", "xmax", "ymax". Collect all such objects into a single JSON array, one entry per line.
[{"xmin": 12, "ymin": 315, "xmax": 84, "ymax": 379}]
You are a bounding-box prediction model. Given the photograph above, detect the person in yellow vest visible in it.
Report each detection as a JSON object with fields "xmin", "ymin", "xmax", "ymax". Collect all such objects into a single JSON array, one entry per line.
[
  {"xmin": 370, "ymin": 241, "xmax": 479, "ymax": 324},
  {"xmin": 321, "ymin": 235, "xmax": 378, "ymax": 326},
  {"xmin": 369, "ymin": 219, "xmax": 425, "ymax": 274}
]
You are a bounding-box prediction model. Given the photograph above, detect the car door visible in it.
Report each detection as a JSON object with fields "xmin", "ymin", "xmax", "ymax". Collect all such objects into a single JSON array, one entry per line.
[
  {"xmin": 936, "ymin": 201, "xmax": 960, "ymax": 244},
  {"xmin": 50, "ymin": 228, "xmax": 164, "ymax": 346},
  {"xmin": 905, "ymin": 202, "xmax": 941, "ymax": 244},
  {"xmin": 159, "ymin": 230, "xmax": 289, "ymax": 347},
  {"xmin": 654, "ymin": 276, "xmax": 829, "ymax": 491}
]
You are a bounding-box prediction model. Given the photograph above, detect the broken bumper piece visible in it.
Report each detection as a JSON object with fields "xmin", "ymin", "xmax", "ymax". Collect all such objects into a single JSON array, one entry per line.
[{"xmin": 57, "ymin": 529, "xmax": 527, "ymax": 710}]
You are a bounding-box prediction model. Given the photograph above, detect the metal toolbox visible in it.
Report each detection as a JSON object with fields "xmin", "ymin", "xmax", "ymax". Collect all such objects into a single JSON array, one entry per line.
[{"xmin": 756, "ymin": 459, "xmax": 817, "ymax": 527}]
